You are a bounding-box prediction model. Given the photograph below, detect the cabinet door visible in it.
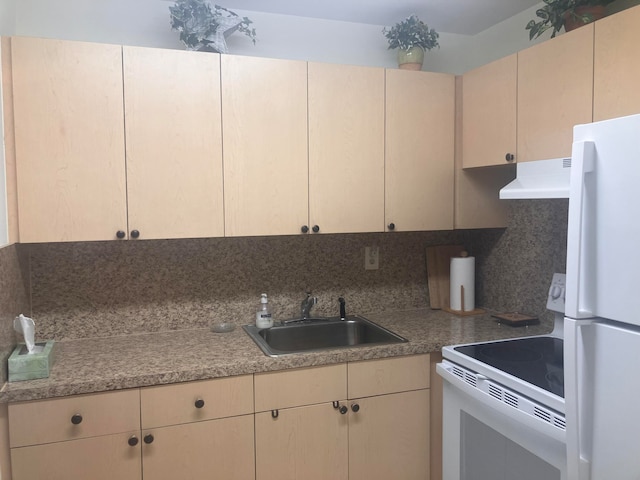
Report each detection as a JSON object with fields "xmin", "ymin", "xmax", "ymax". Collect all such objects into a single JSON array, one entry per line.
[
  {"xmin": 593, "ymin": 4, "xmax": 640, "ymax": 121},
  {"xmin": 11, "ymin": 37, "xmax": 127, "ymax": 242},
  {"xmin": 142, "ymin": 415, "xmax": 254, "ymax": 480},
  {"xmin": 385, "ymin": 70, "xmax": 454, "ymax": 232},
  {"xmin": 308, "ymin": 62, "xmax": 384, "ymax": 234},
  {"xmin": 255, "ymin": 403, "xmax": 348, "ymax": 480},
  {"xmin": 349, "ymin": 390, "xmax": 430, "ymax": 480},
  {"xmin": 517, "ymin": 25, "xmax": 594, "ymax": 162},
  {"xmin": 222, "ymin": 55, "xmax": 308, "ymax": 236},
  {"xmin": 462, "ymin": 54, "xmax": 517, "ymax": 168},
  {"xmin": 11, "ymin": 431, "xmax": 142, "ymax": 480},
  {"xmin": 123, "ymin": 46, "xmax": 224, "ymax": 240}
]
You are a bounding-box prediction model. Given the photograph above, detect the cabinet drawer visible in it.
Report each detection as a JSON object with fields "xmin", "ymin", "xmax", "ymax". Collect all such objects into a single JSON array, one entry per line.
[
  {"xmin": 348, "ymin": 354, "xmax": 430, "ymax": 399},
  {"xmin": 141, "ymin": 375, "xmax": 253, "ymax": 429},
  {"xmin": 255, "ymin": 364, "xmax": 347, "ymax": 412},
  {"xmin": 9, "ymin": 389, "xmax": 140, "ymax": 448}
]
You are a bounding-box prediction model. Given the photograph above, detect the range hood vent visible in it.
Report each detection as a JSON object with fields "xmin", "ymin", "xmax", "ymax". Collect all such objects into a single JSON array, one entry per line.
[{"xmin": 499, "ymin": 158, "xmax": 571, "ymax": 199}]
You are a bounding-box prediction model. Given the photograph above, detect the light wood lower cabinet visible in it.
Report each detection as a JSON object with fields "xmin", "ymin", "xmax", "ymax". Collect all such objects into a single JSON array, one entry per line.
[
  {"xmin": 140, "ymin": 375, "xmax": 254, "ymax": 480},
  {"xmin": 7, "ymin": 357, "xmax": 436, "ymax": 480},
  {"xmin": 255, "ymin": 402, "xmax": 349, "ymax": 480},
  {"xmin": 8, "ymin": 389, "xmax": 142, "ymax": 480},
  {"xmin": 254, "ymin": 355, "xmax": 432, "ymax": 480},
  {"xmin": 11, "ymin": 431, "xmax": 142, "ymax": 480},
  {"xmin": 142, "ymin": 415, "xmax": 254, "ymax": 480},
  {"xmin": 349, "ymin": 390, "xmax": 430, "ymax": 480}
]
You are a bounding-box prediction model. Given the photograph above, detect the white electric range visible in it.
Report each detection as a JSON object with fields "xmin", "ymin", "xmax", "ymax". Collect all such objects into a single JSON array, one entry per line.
[{"xmin": 437, "ymin": 273, "xmax": 567, "ymax": 480}]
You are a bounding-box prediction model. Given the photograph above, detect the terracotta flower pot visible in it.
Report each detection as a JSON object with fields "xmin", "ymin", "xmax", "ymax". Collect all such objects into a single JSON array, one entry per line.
[
  {"xmin": 398, "ymin": 46, "xmax": 425, "ymax": 71},
  {"xmin": 563, "ymin": 5, "xmax": 606, "ymax": 32}
]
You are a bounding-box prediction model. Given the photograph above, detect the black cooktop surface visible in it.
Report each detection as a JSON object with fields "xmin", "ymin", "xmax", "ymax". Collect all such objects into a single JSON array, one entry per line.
[{"xmin": 454, "ymin": 336, "xmax": 564, "ymax": 397}]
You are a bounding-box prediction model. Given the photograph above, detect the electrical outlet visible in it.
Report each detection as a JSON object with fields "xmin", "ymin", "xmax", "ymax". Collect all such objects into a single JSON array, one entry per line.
[{"xmin": 365, "ymin": 246, "xmax": 379, "ymax": 270}]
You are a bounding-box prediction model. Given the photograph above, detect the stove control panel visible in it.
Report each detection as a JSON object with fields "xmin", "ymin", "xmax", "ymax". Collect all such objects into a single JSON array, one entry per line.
[{"xmin": 546, "ymin": 273, "xmax": 566, "ymax": 313}]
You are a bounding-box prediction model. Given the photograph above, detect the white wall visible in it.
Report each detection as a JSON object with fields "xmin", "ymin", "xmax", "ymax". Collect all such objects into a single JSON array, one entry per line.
[
  {"xmin": 7, "ymin": 0, "xmax": 557, "ymax": 75},
  {"xmin": 6, "ymin": 0, "xmax": 640, "ymax": 74},
  {"xmin": 0, "ymin": 0, "xmax": 16, "ymax": 35}
]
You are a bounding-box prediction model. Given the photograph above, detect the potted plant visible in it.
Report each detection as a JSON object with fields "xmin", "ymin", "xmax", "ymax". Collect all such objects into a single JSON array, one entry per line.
[
  {"xmin": 169, "ymin": 0, "xmax": 256, "ymax": 53},
  {"xmin": 525, "ymin": 0, "xmax": 614, "ymax": 40},
  {"xmin": 383, "ymin": 14, "xmax": 439, "ymax": 71}
]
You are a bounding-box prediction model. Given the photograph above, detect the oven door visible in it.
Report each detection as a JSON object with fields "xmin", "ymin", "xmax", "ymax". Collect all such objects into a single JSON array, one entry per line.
[{"xmin": 437, "ymin": 360, "xmax": 567, "ymax": 480}]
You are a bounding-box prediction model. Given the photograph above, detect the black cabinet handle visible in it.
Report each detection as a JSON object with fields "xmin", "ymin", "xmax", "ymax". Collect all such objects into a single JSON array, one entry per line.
[
  {"xmin": 195, "ymin": 399, "xmax": 205, "ymax": 409},
  {"xmin": 505, "ymin": 153, "xmax": 515, "ymax": 162},
  {"xmin": 312, "ymin": 225, "xmax": 320, "ymax": 233},
  {"xmin": 128, "ymin": 435, "xmax": 139, "ymax": 447},
  {"xmin": 301, "ymin": 225, "xmax": 309, "ymax": 233},
  {"xmin": 143, "ymin": 434, "xmax": 154, "ymax": 444},
  {"xmin": 339, "ymin": 405, "xmax": 348, "ymax": 415},
  {"xmin": 71, "ymin": 414, "xmax": 83, "ymax": 425},
  {"xmin": 388, "ymin": 223, "xmax": 396, "ymax": 231},
  {"xmin": 116, "ymin": 230, "xmax": 126, "ymax": 239},
  {"xmin": 351, "ymin": 403, "xmax": 360, "ymax": 413},
  {"xmin": 130, "ymin": 230, "xmax": 140, "ymax": 239}
]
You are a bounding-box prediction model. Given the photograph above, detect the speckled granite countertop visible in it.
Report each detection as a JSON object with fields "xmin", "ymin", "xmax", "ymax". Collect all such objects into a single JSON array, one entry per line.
[{"xmin": 0, "ymin": 308, "xmax": 551, "ymax": 403}]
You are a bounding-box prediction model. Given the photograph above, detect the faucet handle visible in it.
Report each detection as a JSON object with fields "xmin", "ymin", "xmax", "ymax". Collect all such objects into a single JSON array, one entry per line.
[{"xmin": 339, "ymin": 297, "xmax": 346, "ymax": 320}]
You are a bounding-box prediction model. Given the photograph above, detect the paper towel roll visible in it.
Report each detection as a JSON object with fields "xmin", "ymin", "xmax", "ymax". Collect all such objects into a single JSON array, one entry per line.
[{"xmin": 450, "ymin": 256, "xmax": 475, "ymax": 311}]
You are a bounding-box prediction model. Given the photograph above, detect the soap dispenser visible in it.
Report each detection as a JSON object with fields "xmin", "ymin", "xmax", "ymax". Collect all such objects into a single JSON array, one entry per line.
[{"xmin": 256, "ymin": 293, "xmax": 273, "ymax": 328}]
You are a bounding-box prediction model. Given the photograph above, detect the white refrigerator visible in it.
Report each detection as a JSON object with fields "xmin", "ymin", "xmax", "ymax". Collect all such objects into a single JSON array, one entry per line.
[{"xmin": 565, "ymin": 113, "xmax": 640, "ymax": 479}]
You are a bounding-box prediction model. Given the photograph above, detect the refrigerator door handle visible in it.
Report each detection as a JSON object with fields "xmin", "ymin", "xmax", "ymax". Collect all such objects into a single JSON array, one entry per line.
[
  {"xmin": 566, "ymin": 140, "xmax": 595, "ymax": 319},
  {"xmin": 565, "ymin": 317, "xmax": 594, "ymax": 480}
]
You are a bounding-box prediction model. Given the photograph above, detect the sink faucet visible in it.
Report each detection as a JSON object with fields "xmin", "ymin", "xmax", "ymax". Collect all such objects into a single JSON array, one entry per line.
[{"xmin": 301, "ymin": 291, "xmax": 318, "ymax": 319}]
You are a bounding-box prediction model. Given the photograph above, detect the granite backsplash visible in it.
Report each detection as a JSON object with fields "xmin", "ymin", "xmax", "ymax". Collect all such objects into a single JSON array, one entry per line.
[
  {"xmin": 0, "ymin": 199, "xmax": 569, "ymax": 343},
  {"xmin": 0, "ymin": 244, "xmax": 31, "ymax": 384}
]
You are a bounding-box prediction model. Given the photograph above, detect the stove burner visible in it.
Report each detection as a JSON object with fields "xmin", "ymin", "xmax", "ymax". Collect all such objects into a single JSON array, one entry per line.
[{"xmin": 479, "ymin": 344, "xmax": 544, "ymax": 362}]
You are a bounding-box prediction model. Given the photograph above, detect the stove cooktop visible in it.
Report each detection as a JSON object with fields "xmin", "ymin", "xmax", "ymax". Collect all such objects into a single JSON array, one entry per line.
[{"xmin": 454, "ymin": 336, "xmax": 564, "ymax": 398}]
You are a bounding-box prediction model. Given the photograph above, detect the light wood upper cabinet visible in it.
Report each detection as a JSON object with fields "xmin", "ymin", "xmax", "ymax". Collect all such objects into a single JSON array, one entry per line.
[
  {"xmin": 1, "ymin": 37, "xmax": 19, "ymax": 245},
  {"xmin": 593, "ymin": 4, "xmax": 640, "ymax": 121},
  {"xmin": 222, "ymin": 55, "xmax": 308, "ymax": 237},
  {"xmin": 11, "ymin": 37, "xmax": 127, "ymax": 243},
  {"xmin": 462, "ymin": 54, "xmax": 517, "ymax": 168},
  {"xmin": 123, "ymin": 46, "xmax": 224, "ymax": 240},
  {"xmin": 385, "ymin": 69, "xmax": 454, "ymax": 232},
  {"xmin": 308, "ymin": 62, "xmax": 385, "ymax": 234},
  {"xmin": 517, "ymin": 25, "xmax": 594, "ymax": 162}
]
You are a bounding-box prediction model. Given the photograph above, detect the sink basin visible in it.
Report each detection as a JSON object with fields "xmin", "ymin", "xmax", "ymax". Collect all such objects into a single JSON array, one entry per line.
[{"xmin": 243, "ymin": 316, "xmax": 407, "ymax": 357}]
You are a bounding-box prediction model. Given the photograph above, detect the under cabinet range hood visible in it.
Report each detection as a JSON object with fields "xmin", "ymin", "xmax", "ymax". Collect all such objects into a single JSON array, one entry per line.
[{"xmin": 499, "ymin": 157, "xmax": 572, "ymax": 199}]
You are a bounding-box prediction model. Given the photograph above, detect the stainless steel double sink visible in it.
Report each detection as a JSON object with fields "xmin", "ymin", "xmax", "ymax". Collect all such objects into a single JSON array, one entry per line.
[{"xmin": 243, "ymin": 315, "xmax": 407, "ymax": 357}]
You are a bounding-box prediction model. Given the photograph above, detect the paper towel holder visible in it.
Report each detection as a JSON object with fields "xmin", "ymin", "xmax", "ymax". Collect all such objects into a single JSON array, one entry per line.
[{"xmin": 443, "ymin": 251, "xmax": 485, "ymax": 316}]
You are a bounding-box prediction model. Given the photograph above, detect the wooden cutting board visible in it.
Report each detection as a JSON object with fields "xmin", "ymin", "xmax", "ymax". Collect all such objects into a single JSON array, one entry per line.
[{"xmin": 426, "ymin": 245, "xmax": 465, "ymax": 309}]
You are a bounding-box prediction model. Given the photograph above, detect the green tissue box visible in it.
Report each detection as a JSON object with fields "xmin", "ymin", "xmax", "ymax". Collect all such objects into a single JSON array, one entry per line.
[{"xmin": 8, "ymin": 341, "xmax": 55, "ymax": 382}]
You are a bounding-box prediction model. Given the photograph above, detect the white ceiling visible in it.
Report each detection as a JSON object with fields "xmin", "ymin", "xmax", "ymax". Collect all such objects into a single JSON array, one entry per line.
[{"xmin": 215, "ymin": 0, "xmax": 542, "ymax": 35}]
